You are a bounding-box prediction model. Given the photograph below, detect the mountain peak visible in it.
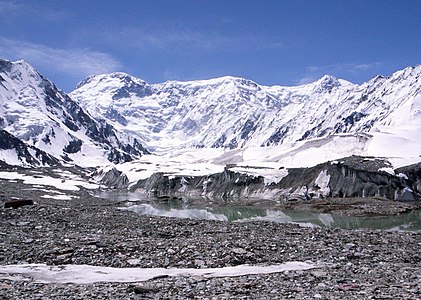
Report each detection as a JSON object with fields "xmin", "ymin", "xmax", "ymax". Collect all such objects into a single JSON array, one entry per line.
[
  {"xmin": 314, "ymin": 74, "xmax": 341, "ymax": 92},
  {"xmin": 74, "ymin": 72, "xmax": 152, "ymax": 100},
  {"xmin": 0, "ymin": 59, "xmax": 148, "ymax": 166},
  {"xmin": 0, "ymin": 58, "xmax": 38, "ymax": 76},
  {"xmin": 76, "ymin": 72, "xmax": 149, "ymax": 89}
]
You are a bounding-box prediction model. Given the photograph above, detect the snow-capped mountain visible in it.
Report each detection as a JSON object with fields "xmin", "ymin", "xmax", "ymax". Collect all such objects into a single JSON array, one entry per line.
[
  {"xmin": 0, "ymin": 59, "xmax": 148, "ymax": 167},
  {"xmin": 70, "ymin": 66, "xmax": 421, "ymax": 151},
  {"xmin": 1, "ymin": 58, "xmax": 420, "ymax": 201}
]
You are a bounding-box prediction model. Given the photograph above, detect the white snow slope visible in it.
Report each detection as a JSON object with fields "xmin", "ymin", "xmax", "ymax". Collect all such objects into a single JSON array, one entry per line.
[{"xmin": 70, "ymin": 66, "xmax": 421, "ymax": 153}]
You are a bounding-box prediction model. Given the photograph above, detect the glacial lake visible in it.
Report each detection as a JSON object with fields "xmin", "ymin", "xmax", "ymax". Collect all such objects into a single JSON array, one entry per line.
[{"xmin": 100, "ymin": 192, "xmax": 421, "ymax": 232}]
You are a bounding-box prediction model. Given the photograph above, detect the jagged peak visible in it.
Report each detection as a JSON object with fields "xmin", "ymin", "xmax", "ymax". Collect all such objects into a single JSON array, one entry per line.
[
  {"xmin": 318, "ymin": 74, "xmax": 340, "ymax": 84},
  {"xmin": 0, "ymin": 58, "xmax": 13, "ymax": 72},
  {"xmin": 0, "ymin": 58, "xmax": 38, "ymax": 75},
  {"xmin": 389, "ymin": 65, "xmax": 421, "ymax": 81}
]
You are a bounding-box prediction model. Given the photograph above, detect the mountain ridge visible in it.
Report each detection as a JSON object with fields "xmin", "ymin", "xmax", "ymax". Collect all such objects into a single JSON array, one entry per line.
[
  {"xmin": 70, "ymin": 64, "xmax": 421, "ymax": 152},
  {"xmin": 1, "ymin": 58, "xmax": 421, "ymax": 201},
  {"xmin": 0, "ymin": 58, "xmax": 420, "ymax": 168}
]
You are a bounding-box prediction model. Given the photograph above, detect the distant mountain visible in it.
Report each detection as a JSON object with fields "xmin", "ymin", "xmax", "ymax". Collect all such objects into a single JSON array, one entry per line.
[
  {"xmin": 70, "ymin": 66, "xmax": 421, "ymax": 151},
  {"xmin": 1, "ymin": 57, "xmax": 420, "ymax": 168},
  {"xmin": 0, "ymin": 59, "xmax": 148, "ymax": 167}
]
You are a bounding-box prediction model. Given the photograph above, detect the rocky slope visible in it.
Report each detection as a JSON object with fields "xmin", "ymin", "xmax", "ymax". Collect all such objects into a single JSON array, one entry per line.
[{"xmin": 0, "ymin": 187, "xmax": 419, "ymax": 299}]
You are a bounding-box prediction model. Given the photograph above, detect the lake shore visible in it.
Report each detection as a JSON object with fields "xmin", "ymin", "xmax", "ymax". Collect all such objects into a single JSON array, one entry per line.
[
  {"xmin": 276, "ymin": 197, "xmax": 421, "ymax": 217},
  {"xmin": 1, "ymin": 181, "xmax": 420, "ymax": 299}
]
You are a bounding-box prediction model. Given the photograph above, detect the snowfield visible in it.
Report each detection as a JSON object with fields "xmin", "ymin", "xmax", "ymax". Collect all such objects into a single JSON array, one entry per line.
[
  {"xmin": 0, "ymin": 171, "xmax": 99, "ymax": 191},
  {"xmin": 110, "ymin": 127, "xmax": 421, "ymax": 187}
]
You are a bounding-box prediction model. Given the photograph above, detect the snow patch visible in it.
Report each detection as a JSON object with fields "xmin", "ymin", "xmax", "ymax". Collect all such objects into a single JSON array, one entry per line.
[
  {"xmin": 378, "ymin": 167, "xmax": 395, "ymax": 176},
  {"xmin": 0, "ymin": 149, "xmax": 22, "ymax": 166},
  {"xmin": 0, "ymin": 262, "xmax": 320, "ymax": 284},
  {"xmin": 0, "ymin": 171, "xmax": 99, "ymax": 191},
  {"xmin": 40, "ymin": 194, "xmax": 75, "ymax": 200},
  {"xmin": 314, "ymin": 170, "xmax": 331, "ymax": 195}
]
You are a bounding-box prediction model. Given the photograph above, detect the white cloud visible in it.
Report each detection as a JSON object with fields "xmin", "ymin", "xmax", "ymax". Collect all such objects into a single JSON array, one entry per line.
[
  {"xmin": 331, "ymin": 62, "xmax": 380, "ymax": 73},
  {"xmin": 0, "ymin": 0, "xmax": 68, "ymax": 20},
  {"xmin": 97, "ymin": 26, "xmax": 285, "ymax": 53},
  {"xmin": 297, "ymin": 62, "xmax": 382, "ymax": 85},
  {"xmin": 297, "ymin": 76, "xmax": 317, "ymax": 85},
  {"xmin": 0, "ymin": 0, "xmax": 18, "ymax": 13},
  {"xmin": 0, "ymin": 38, "xmax": 122, "ymax": 78}
]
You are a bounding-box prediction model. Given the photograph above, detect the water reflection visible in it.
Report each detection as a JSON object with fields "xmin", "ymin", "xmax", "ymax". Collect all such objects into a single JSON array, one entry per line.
[
  {"xmin": 121, "ymin": 204, "xmax": 228, "ymax": 221},
  {"xmin": 108, "ymin": 192, "xmax": 421, "ymax": 231},
  {"xmin": 238, "ymin": 209, "xmax": 421, "ymax": 231}
]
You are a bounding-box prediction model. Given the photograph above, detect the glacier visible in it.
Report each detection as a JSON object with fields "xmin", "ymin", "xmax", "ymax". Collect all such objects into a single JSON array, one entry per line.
[{"xmin": 1, "ymin": 58, "xmax": 420, "ymax": 201}]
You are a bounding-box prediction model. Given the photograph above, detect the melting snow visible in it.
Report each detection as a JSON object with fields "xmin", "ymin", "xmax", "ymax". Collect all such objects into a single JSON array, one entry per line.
[
  {"xmin": 0, "ymin": 171, "xmax": 99, "ymax": 191},
  {"xmin": 0, "ymin": 262, "xmax": 320, "ymax": 284},
  {"xmin": 41, "ymin": 194, "xmax": 76, "ymax": 200}
]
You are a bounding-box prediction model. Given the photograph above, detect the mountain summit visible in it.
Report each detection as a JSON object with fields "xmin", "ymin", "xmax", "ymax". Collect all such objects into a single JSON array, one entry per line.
[{"xmin": 0, "ymin": 59, "xmax": 148, "ymax": 166}]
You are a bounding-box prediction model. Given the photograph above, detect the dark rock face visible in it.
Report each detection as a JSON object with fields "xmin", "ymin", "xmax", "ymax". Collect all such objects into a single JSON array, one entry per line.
[
  {"xmin": 266, "ymin": 126, "xmax": 289, "ymax": 146},
  {"xmin": 396, "ymin": 162, "xmax": 421, "ymax": 200},
  {"xmin": 0, "ymin": 129, "xmax": 60, "ymax": 166},
  {"xmin": 63, "ymin": 138, "xmax": 83, "ymax": 154},
  {"xmin": 290, "ymin": 157, "xmax": 419, "ymax": 201},
  {"xmin": 334, "ymin": 112, "xmax": 368, "ymax": 133},
  {"xmin": 105, "ymin": 107, "xmax": 128, "ymax": 126},
  {"xmin": 131, "ymin": 168, "xmax": 267, "ymax": 199},
  {"xmin": 130, "ymin": 156, "xmax": 418, "ymax": 202},
  {"xmin": 94, "ymin": 167, "xmax": 129, "ymax": 189}
]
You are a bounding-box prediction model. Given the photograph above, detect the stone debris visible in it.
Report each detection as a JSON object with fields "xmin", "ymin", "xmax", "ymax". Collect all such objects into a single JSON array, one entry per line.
[{"xmin": 0, "ymin": 177, "xmax": 420, "ymax": 299}]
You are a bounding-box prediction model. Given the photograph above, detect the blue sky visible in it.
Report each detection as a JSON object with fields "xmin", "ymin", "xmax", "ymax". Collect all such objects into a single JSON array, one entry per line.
[{"xmin": 0, "ymin": 0, "xmax": 420, "ymax": 92}]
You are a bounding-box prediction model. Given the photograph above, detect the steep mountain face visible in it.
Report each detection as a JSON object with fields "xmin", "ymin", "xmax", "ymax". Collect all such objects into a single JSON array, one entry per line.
[
  {"xmin": 70, "ymin": 66, "xmax": 421, "ymax": 151},
  {"xmin": 0, "ymin": 59, "xmax": 148, "ymax": 166}
]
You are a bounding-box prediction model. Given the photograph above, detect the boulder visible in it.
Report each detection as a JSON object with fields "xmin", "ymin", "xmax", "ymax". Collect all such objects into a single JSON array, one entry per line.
[{"xmin": 4, "ymin": 199, "xmax": 34, "ymax": 209}]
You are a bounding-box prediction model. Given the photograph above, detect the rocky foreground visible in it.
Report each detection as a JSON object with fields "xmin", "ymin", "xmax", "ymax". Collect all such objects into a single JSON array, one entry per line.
[{"xmin": 0, "ymin": 178, "xmax": 420, "ymax": 299}]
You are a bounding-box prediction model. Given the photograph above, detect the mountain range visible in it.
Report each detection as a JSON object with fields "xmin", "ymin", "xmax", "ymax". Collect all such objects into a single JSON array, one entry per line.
[
  {"xmin": 0, "ymin": 58, "xmax": 419, "ymax": 172},
  {"xmin": 70, "ymin": 65, "xmax": 420, "ymax": 152}
]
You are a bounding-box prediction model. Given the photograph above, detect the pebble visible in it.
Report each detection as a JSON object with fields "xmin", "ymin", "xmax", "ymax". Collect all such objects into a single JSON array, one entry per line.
[{"xmin": 0, "ymin": 177, "xmax": 420, "ymax": 299}]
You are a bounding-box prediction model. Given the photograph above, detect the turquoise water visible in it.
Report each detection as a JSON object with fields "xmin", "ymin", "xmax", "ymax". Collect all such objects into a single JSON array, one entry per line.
[{"xmin": 102, "ymin": 192, "xmax": 421, "ymax": 231}]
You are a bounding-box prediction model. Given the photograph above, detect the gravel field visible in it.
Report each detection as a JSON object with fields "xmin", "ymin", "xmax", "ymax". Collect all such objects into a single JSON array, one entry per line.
[{"xmin": 0, "ymin": 177, "xmax": 420, "ymax": 299}]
